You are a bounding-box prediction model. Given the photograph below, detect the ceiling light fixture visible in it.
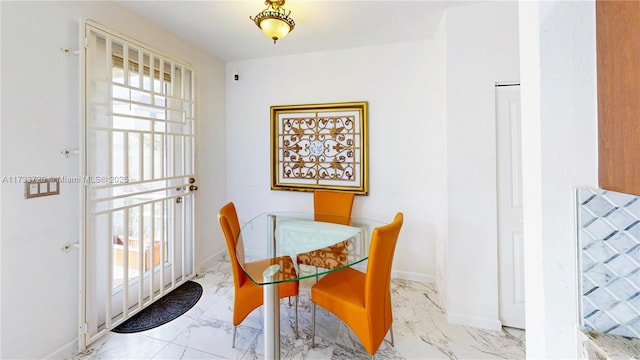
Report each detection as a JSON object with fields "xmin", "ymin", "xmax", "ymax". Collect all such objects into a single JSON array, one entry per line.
[{"xmin": 250, "ymin": 0, "xmax": 295, "ymax": 44}]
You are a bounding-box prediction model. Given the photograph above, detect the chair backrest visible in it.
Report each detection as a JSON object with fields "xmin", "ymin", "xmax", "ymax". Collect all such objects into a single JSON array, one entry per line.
[
  {"xmin": 313, "ymin": 190, "xmax": 355, "ymax": 225},
  {"xmin": 364, "ymin": 212, "xmax": 403, "ymax": 339},
  {"xmin": 218, "ymin": 202, "xmax": 248, "ymax": 288}
]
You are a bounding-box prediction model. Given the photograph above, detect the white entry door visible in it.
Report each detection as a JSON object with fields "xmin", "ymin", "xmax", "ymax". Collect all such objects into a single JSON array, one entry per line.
[
  {"xmin": 80, "ymin": 21, "xmax": 197, "ymax": 348},
  {"xmin": 496, "ymin": 84, "xmax": 525, "ymax": 329}
]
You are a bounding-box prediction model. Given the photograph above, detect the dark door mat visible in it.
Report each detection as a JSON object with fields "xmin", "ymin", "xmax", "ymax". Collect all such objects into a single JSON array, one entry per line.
[{"xmin": 112, "ymin": 280, "xmax": 203, "ymax": 333}]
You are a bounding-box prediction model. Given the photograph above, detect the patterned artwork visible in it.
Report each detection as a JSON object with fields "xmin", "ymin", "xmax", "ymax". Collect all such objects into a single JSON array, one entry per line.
[
  {"xmin": 271, "ymin": 102, "xmax": 368, "ymax": 194},
  {"xmin": 577, "ymin": 187, "xmax": 640, "ymax": 339}
]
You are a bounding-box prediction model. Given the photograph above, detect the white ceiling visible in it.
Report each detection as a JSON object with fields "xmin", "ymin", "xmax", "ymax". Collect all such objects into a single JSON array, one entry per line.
[{"xmin": 114, "ymin": 0, "xmax": 466, "ymax": 62}]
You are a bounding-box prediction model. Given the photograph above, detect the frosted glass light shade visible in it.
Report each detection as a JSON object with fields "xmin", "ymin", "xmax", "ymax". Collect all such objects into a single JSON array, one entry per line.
[{"xmin": 260, "ymin": 17, "xmax": 292, "ymax": 43}]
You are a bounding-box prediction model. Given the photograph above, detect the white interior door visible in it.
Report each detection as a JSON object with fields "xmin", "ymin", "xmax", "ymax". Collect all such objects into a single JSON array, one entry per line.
[
  {"xmin": 80, "ymin": 21, "xmax": 197, "ymax": 348},
  {"xmin": 496, "ymin": 84, "xmax": 525, "ymax": 329}
]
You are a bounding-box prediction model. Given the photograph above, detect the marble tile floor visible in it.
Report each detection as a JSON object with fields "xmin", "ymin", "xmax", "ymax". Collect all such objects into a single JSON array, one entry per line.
[{"xmin": 72, "ymin": 256, "xmax": 525, "ymax": 360}]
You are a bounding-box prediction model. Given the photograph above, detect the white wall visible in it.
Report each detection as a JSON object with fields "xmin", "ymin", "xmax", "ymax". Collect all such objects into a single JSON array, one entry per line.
[
  {"xmin": 520, "ymin": 1, "xmax": 598, "ymax": 358},
  {"xmin": 225, "ymin": 36, "xmax": 448, "ymax": 282},
  {"xmin": 444, "ymin": 1, "xmax": 520, "ymax": 330},
  {"xmin": 0, "ymin": 1, "xmax": 226, "ymax": 358}
]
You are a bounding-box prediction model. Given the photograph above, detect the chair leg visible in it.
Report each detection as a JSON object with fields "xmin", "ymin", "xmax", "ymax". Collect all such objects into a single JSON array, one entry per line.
[
  {"xmin": 295, "ymin": 295, "xmax": 299, "ymax": 338},
  {"xmin": 312, "ymin": 303, "xmax": 316, "ymax": 347},
  {"xmin": 232, "ymin": 326, "xmax": 237, "ymax": 348},
  {"xmin": 390, "ymin": 324, "xmax": 394, "ymax": 347}
]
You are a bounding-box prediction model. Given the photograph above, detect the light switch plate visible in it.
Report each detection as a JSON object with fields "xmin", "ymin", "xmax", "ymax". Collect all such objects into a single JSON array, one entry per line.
[{"xmin": 25, "ymin": 177, "xmax": 60, "ymax": 199}]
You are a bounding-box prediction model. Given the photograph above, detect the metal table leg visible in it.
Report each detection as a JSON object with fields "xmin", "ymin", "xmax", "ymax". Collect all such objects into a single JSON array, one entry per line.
[{"xmin": 263, "ymin": 264, "xmax": 281, "ymax": 360}]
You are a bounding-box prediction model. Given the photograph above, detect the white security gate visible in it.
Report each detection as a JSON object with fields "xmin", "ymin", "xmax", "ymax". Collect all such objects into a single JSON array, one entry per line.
[{"xmin": 80, "ymin": 21, "xmax": 197, "ymax": 348}]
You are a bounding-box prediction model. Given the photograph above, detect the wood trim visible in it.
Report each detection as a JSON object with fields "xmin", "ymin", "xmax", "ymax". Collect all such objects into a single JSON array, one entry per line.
[{"xmin": 597, "ymin": 0, "xmax": 640, "ymax": 195}]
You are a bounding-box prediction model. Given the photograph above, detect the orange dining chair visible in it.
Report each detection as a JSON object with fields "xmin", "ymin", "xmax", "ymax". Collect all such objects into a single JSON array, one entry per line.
[
  {"xmin": 296, "ymin": 190, "xmax": 355, "ymax": 275},
  {"xmin": 310, "ymin": 212, "xmax": 404, "ymax": 359},
  {"xmin": 218, "ymin": 202, "xmax": 299, "ymax": 347}
]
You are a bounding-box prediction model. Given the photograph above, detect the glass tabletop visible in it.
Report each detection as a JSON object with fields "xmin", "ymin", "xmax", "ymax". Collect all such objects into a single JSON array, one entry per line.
[{"xmin": 236, "ymin": 212, "xmax": 386, "ymax": 285}]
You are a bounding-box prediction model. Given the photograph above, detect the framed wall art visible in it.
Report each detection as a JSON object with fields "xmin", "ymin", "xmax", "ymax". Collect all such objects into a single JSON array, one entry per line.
[{"xmin": 271, "ymin": 101, "xmax": 369, "ymax": 195}]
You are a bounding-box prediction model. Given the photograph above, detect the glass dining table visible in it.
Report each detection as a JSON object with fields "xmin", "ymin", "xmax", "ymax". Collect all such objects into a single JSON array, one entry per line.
[{"xmin": 236, "ymin": 212, "xmax": 386, "ymax": 360}]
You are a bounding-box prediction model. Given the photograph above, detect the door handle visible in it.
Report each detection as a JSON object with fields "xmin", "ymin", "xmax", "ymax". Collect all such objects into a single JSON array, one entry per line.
[{"xmin": 189, "ymin": 185, "xmax": 198, "ymax": 191}]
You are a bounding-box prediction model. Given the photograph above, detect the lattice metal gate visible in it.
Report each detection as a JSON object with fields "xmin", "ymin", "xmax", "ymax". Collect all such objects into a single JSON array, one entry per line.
[{"xmin": 80, "ymin": 21, "xmax": 197, "ymax": 349}]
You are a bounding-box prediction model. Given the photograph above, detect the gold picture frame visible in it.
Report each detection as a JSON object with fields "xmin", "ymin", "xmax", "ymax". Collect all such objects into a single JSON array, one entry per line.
[{"xmin": 271, "ymin": 101, "xmax": 369, "ymax": 195}]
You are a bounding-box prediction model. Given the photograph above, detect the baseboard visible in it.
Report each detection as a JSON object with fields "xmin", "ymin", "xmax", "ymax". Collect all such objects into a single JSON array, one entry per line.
[
  {"xmin": 447, "ymin": 312, "xmax": 503, "ymax": 331},
  {"xmin": 197, "ymin": 248, "xmax": 226, "ymax": 272},
  {"xmin": 326, "ymin": 263, "xmax": 435, "ymax": 284},
  {"xmin": 435, "ymin": 278, "xmax": 448, "ymax": 314},
  {"xmin": 391, "ymin": 269, "xmax": 436, "ymax": 284},
  {"xmin": 45, "ymin": 339, "xmax": 77, "ymax": 360}
]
